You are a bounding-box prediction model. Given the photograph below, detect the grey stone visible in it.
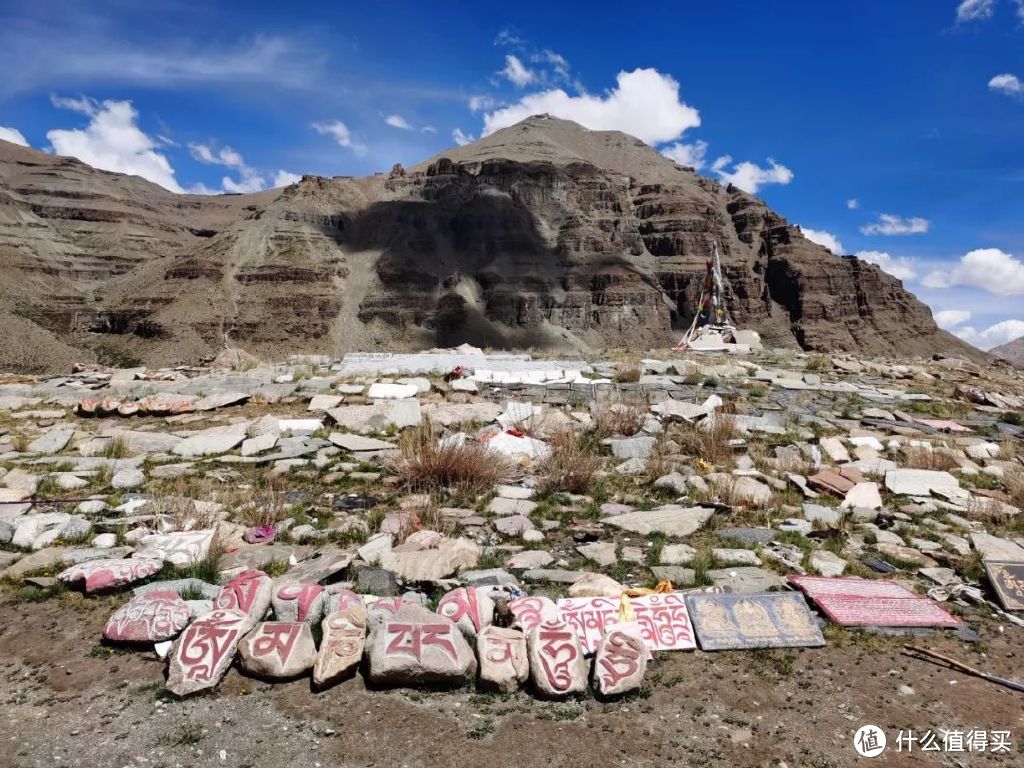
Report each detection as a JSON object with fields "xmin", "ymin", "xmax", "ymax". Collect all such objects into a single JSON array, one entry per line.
[
  {"xmin": 237, "ymin": 621, "xmax": 317, "ymax": 679},
  {"xmin": 366, "ymin": 605, "xmax": 476, "ymax": 687},
  {"xmin": 28, "ymin": 427, "xmax": 75, "ymax": 455},
  {"xmin": 194, "ymin": 391, "xmax": 250, "ymax": 410},
  {"xmin": 111, "ymin": 468, "xmax": 145, "ymax": 489},
  {"xmin": 607, "ymin": 436, "xmax": 656, "ymax": 459},
  {"xmin": 708, "ymin": 566, "xmax": 787, "ymax": 594},
  {"xmin": 172, "ymin": 433, "xmax": 245, "ymax": 457},
  {"xmin": 802, "ymin": 503, "xmax": 842, "ymax": 527},
  {"xmin": 477, "ymin": 625, "xmax": 529, "ymax": 692},
  {"xmin": 601, "ymin": 505, "xmax": 713, "ymax": 536},
  {"xmin": 592, "ymin": 622, "xmax": 649, "ymax": 696}
]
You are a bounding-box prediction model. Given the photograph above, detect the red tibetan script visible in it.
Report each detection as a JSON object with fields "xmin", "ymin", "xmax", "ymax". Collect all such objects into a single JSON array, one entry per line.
[
  {"xmin": 385, "ymin": 622, "xmax": 458, "ymax": 661},
  {"xmin": 178, "ymin": 611, "xmax": 243, "ymax": 682},
  {"xmin": 597, "ymin": 631, "xmax": 643, "ymax": 689},
  {"xmin": 276, "ymin": 583, "xmax": 324, "ymax": 622},
  {"xmin": 251, "ymin": 623, "xmax": 301, "ymax": 662},
  {"xmin": 537, "ymin": 624, "xmax": 579, "ymax": 692}
]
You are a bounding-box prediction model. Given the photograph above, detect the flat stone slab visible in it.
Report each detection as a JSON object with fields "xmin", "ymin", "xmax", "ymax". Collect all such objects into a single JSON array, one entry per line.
[
  {"xmin": 686, "ymin": 592, "xmax": 825, "ymax": 650},
  {"xmin": 58, "ymin": 558, "xmax": 163, "ymax": 592},
  {"xmin": 28, "ymin": 427, "xmax": 75, "ymax": 454},
  {"xmin": 194, "ymin": 391, "xmax": 250, "ymax": 410},
  {"xmin": 601, "ymin": 505, "xmax": 713, "ymax": 537},
  {"xmin": 971, "ymin": 533, "xmax": 1024, "ymax": 563},
  {"xmin": 328, "ymin": 432, "xmax": 395, "ymax": 452},
  {"xmin": 104, "ymin": 590, "xmax": 192, "ymax": 643},
  {"xmin": 327, "ymin": 400, "xmax": 422, "ymax": 432},
  {"xmin": 172, "ymin": 433, "xmax": 245, "ymax": 457},
  {"xmin": 984, "ymin": 561, "xmax": 1024, "ymax": 611},
  {"xmin": 167, "ymin": 608, "xmax": 249, "ymax": 696},
  {"xmin": 789, "ymin": 575, "xmax": 962, "ymax": 627},
  {"xmin": 884, "ymin": 469, "xmax": 961, "ymax": 498},
  {"xmin": 557, "ymin": 593, "xmax": 697, "ymax": 654},
  {"xmin": 708, "ymin": 566, "xmax": 787, "ymax": 594}
]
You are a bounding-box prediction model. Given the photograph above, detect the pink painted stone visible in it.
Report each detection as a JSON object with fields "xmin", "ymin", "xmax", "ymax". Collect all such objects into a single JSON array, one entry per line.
[
  {"xmin": 76, "ymin": 397, "xmax": 101, "ymax": 416},
  {"xmin": 104, "ymin": 590, "xmax": 191, "ymax": 643},
  {"xmin": 436, "ymin": 586, "xmax": 494, "ymax": 636},
  {"xmin": 477, "ymin": 625, "xmax": 528, "ymax": 693},
  {"xmin": 366, "ymin": 605, "xmax": 476, "ymax": 688},
  {"xmin": 214, "ymin": 569, "xmax": 273, "ymax": 631},
  {"xmin": 58, "ymin": 558, "xmax": 163, "ymax": 593},
  {"xmin": 324, "ymin": 589, "xmax": 366, "ymax": 621},
  {"xmin": 313, "ymin": 607, "xmax": 366, "ymax": 687},
  {"xmin": 166, "ymin": 608, "xmax": 248, "ymax": 696},
  {"xmin": 271, "ymin": 581, "xmax": 327, "ymax": 624},
  {"xmin": 527, "ymin": 618, "xmax": 588, "ymax": 698},
  {"xmin": 507, "ymin": 596, "xmax": 560, "ymax": 633},
  {"xmin": 238, "ymin": 621, "xmax": 317, "ymax": 679},
  {"xmin": 592, "ymin": 622, "xmax": 650, "ymax": 697},
  {"xmin": 243, "ymin": 524, "xmax": 277, "ymax": 545},
  {"xmin": 557, "ymin": 593, "xmax": 697, "ymax": 654}
]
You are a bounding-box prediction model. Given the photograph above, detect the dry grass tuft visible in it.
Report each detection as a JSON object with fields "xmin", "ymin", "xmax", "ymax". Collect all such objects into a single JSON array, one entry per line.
[
  {"xmin": 1006, "ymin": 469, "xmax": 1024, "ymax": 510},
  {"xmin": 614, "ymin": 365, "xmax": 641, "ymax": 383},
  {"xmin": 537, "ymin": 428, "xmax": 602, "ymax": 495},
  {"xmin": 386, "ymin": 422, "xmax": 510, "ymax": 496},
  {"xmin": 678, "ymin": 415, "xmax": 738, "ymax": 466},
  {"xmin": 593, "ymin": 402, "xmax": 647, "ymax": 438},
  {"xmin": 903, "ymin": 446, "xmax": 960, "ymax": 472}
]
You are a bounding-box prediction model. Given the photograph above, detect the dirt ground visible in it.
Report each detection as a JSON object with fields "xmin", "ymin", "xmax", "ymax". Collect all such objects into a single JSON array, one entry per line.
[{"xmin": 1, "ymin": 593, "xmax": 1021, "ymax": 768}]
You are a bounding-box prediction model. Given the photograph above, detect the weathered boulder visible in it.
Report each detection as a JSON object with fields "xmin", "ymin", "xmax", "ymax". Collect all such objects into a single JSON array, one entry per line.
[
  {"xmin": 527, "ymin": 618, "xmax": 588, "ymax": 698},
  {"xmin": 237, "ymin": 621, "xmax": 317, "ymax": 679},
  {"xmin": 378, "ymin": 536, "xmax": 480, "ymax": 582},
  {"xmin": 507, "ymin": 595, "xmax": 561, "ymax": 633},
  {"xmin": 213, "ymin": 570, "xmax": 273, "ymax": 631},
  {"xmin": 436, "ymin": 586, "xmax": 494, "ymax": 636},
  {"xmin": 104, "ymin": 590, "xmax": 192, "ymax": 643},
  {"xmin": 58, "ymin": 558, "xmax": 163, "ymax": 593},
  {"xmin": 366, "ymin": 605, "xmax": 476, "ymax": 688},
  {"xmin": 271, "ymin": 581, "xmax": 327, "ymax": 624},
  {"xmin": 477, "ymin": 625, "xmax": 529, "ymax": 692}
]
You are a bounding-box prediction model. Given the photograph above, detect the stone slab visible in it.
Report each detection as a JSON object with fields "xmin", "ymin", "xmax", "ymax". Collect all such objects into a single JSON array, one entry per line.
[
  {"xmin": 984, "ymin": 561, "xmax": 1024, "ymax": 611},
  {"xmin": 686, "ymin": 592, "xmax": 825, "ymax": 650},
  {"xmin": 789, "ymin": 575, "xmax": 962, "ymax": 628},
  {"xmin": 556, "ymin": 593, "xmax": 696, "ymax": 654}
]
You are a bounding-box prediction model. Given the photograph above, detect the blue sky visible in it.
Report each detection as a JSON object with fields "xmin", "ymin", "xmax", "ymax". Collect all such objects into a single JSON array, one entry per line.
[{"xmin": 1, "ymin": 1, "xmax": 1023, "ymax": 349}]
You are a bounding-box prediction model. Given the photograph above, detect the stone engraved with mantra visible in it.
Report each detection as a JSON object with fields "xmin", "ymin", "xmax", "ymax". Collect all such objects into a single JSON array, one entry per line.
[
  {"xmin": 215, "ymin": 571, "xmax": 265, "ymax": 614},
  {"xmin": 507, "ymin": 596, "xmax": 557, "ymax": 632},
  {"xmin": 597, "ymin": 630, "xmax": 643, "ymax": 689},
  {"xmin": 483, "ymin": 634, "xmax": 516, "ymax": 664},
  {"xmin": 384, "ymin": 622, "xmax": 458, "ymax": 662},
  {"xmin": 177, "ymin": 611, "xmax": 245, "ymax": 682},
  {"xmin": 438, "ymin": 587, "xmax": 483, "ymax": 631},
  {"xmin": 275, "ymin": 583, "xmax": 324, "ymax": 622},
  {"xmin": 105, "ymin": 591, "xmax": 190, "ymax": 641},
  {"xmin": 323, "ymin": 614, "xmax": 364, "ymax": 658},
  {"xmin": 251, "ymin": 623, "xmax": 302, "ymax": 663},
  {"xmin": 536, "ymin": 621, "xmax": 580, "ymax": 692},
  {"xmin": 559, "ymin": 594, "xmax": 695, "ymax": 653}
]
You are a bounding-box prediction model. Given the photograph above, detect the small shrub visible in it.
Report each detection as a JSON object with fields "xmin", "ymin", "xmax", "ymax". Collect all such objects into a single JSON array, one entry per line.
[
  {"xmin": 385, "ymin": 422, "xmax": 510, "ymax": 496},
  {"xmin": 100, "ymin": 437, "xmax": 130, "ymax": 459},
  {"xmin": 804, "ymin": 354, "xmax": 832, "ymax": 373},
  {"xmin": 614, "ymin": 365, "xmax": 641, "ymax": 383},
  {"xmin": 593, "ymin": 402, "xmax": 647, "ymax": 438},
  {"xmin": 537, "ymin": 429, "xmax": 602, "ymax": 495},
  {"xmin": 678, "ymin": 415, "xmax": 737, "ymax": 465}
]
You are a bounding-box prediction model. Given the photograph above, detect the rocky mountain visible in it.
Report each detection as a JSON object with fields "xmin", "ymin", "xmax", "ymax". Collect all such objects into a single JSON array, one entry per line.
[
  {"xmin": 0, "ymin": 116, "xmax": 981, "ymax": 372},
  {"xmin": 991, "ymin": 336, "xmax": 1024, "ymax": 367}
]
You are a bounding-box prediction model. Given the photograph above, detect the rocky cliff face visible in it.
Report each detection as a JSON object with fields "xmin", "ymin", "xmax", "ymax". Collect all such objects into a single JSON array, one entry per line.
[
  {"xmin": 991, "ymin": 336, "xmax": 1024, "ymax": 367},
  {"xmin": 0, "ymin": 116, "xmax": 980, "ymax": 371}
]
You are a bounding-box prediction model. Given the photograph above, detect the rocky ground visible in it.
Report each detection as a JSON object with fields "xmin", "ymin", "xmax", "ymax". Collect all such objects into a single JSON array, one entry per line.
[{"xmin": 1, "ymin": 343, "xmax": 1023, "ymax": 767}]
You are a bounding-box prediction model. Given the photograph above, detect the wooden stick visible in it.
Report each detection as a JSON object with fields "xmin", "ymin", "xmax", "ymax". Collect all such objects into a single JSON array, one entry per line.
[{"xmin": 904, "ymin": 645, "xmax": 1024, "ymax": 694}]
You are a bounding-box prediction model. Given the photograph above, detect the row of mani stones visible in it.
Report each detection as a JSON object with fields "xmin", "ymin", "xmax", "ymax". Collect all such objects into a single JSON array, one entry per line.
[{"xmin": 103, "ymin": 570, "xmax": 663, "ymax": 699}]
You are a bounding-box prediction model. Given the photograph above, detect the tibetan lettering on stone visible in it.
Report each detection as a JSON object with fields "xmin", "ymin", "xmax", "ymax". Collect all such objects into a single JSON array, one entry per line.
[
  {"xmin": 557, "ymin": 593, "xmax": 696, "ymax": 654},
  {"xmin": 527, "ymin": 618, "xmax": 588, "ymax": 698},
  {"xmin": 166, "ymin": 608, "xmax": 248, "ymax": 697},
  {"xmin": 436, "ymin": 586, "xmax": 494, "ymax": 636},
  {"xmin": 214, "ymin": 570, "xmax": 273, "ymax": 630},
  {"xmin": 984, "ymin": 561, "xmax": 1024, "ymax": 611},
  {"xmin": 314, "ymin": 606, "xmax": 367, "ymax": 687},
  {"xmin": 238, "ymin": 621, "xmax": 317, "ymax": 680},
  {"xmin": 507, "ymin": 595, "xmax": 561, "ymax": 633},
  {"xmin": 477, "ymin": 625, "xmax": 529, "ymax": 693},
  {"xmin": 366, "ymin": 605, "xmax": 476, "ymax": 688},
  {"xmin": 104, "ymin": 590, "xmax": 192, "ymax": 643},
  {"xmin": 271, "ymin": 581, "xmax": 327, "ymax": 624},
  {"xmin": 59, "ymin": 557, "xmax": 163, "ymax": 593},
  {"xmin": 592, "ymin": 622, "xmax": 649, "ymax": 697}
]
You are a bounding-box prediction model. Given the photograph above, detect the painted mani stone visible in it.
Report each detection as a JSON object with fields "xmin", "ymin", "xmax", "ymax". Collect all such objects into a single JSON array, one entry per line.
[
  {"xmin": 213, "ymin": 570, "xmax": 273, "ymax": 630},
  {"xmin": 271, "ymin": 581, "xmax": 327, "ymax": 624},
  {"xmin": 58, "ymin": 558, "xmax": 163, "ymax": 593},
  {"xmin": 477, "ymin": 625, "xmax": 529, "ymax": 693},
  {"xmin": 436, "ymin": 586, "xmax": 494, "ymax": 636},
  {"xmin": 366, "ymin": 605, "xmax": 476, "ymax": 687},
  {"xmin": 592, "ymin": 622, "xmax": 649, "ymax": 697},
  {"xmin": 557, "ymin": 593, "xmax": 697, "ymax": 654},
  {"xmin": 313, "ymin": 607, "xmax": 367, "ymax": 687},
  {"xmin": 527, "ymin": 618, "xmax": 588, "ymax": 698},
  {"xmin": 104, "ymin": 590, "xmax": 192, "ymax": 643},
  {"xmin": 166, "ymin": 608, "xmax": 249, "ymax": 697},
  {"xmin": 238, "ymin": 621, "xmax": 317, "ymax": 679},
  {"xmin": 506, "ymin": 596, "xmax": 560, "ymax": 633}
]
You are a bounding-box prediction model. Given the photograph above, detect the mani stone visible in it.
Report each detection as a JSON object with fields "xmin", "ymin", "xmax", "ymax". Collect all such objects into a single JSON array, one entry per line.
[
  {"xmin": 134, "ymin": 529, "xmax": 216, "ymax": 568},
  {"xmin": 314, "ymin": 606, "xmax": 366, "ymax": 687},
  {"xmin": 477, "ymin": 625, "xmax": 529, "ymax": 693},
  {"xmin": 592, "ymin": 622, "xmax": 650, "ymax": 697},
  {"xmin": 166, "ymin": 608, "xmax": 249, "ymax": 697},
  {"xmin": 213, "ymin": 569, "xmax": 274, "ymax": 631},
  {"xmin": 104, "ymin": 590, "xmax": 192, "ymax": 643},
  {"xmin": 436, "ymin": 586, "xmax": 495, "ymax": 636},
  {"xmin": 601, "ymin": 505, "xmax": 713, "ymax": 537},
  {"xmin": 58, "ymin": 557, "xmax": 163, "ymax": 593},
  {"xmin": 366, "ymin": 605, "xmax": 477, "ymax": 688},
  {"xmin": 527, "ymin": 618, "xmax": 588, "ymax": 698},
  {"xmin": 271, "ymin": 581, "xmax": 327, "ymax": 624},
  {"xmin": 238, "ymin": 621, "xmax": 317, "ymax": 679}
]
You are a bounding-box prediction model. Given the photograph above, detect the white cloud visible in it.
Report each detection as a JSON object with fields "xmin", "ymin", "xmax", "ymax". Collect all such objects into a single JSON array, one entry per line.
[
  {"xmin": 803, "ymin": 228, "xmax": 844, "ymax": 255},
  {"xmin": 494, "ymin": 29, "xmax": 524, "ymax": 47},
  {"xmin": 855, "ymin": 250, "xmax": 917, "ymax": 281},
  {"xmin": 860, "ymin": 213, "xmax": 930, "ymax": 236},
  {"xmin": 311, "ymin": 120, "xmax": 366, "ymax": 155},
  {"xmin": 923, "ymin": 248, "xmax": 1024, "ymax": 295},
  {"xmin": 188, "ymin": 141, "xmax": 265, "ymax": 193},
  {"xmin": 469, "ymin": 95, "xmax": 495, "ymax": 113},
  {"xmin": 956, "ymin": 0, "xmax": 995, "ymax": 22},
  {"xmin": 989, "ymin": 73, "xmax": 1024, "ymax": 99},
  {"xmin": 500, "ymin": 55, "xmax": 535, "ymax": 88},
  {"xmin": 482, "ymin": 68, "xmax": 701, "ymax": 146},
  {"xmin": 933, "ymin": 309, "xmax": 972, "ymax": 328},
  {"xmin": 661, "ymin": 140, "xmax": 708, "ymax": 169},
  {"xmin": 452, "ymin": 128, "xmax": 475, "ymax": 146},
  {"xmin": 385, "ymin": 114, "xmax": 412, "ymax": 130},
  {"xmin": 955, "ymin": 319, "xmax": 1024, "ymax": 350},
  {"xmin": 846, "ymin": 198, "xmax": 860, "ymax": 209},
  {"xmin": 273, "ymin": 170, "xmax": 302, "ymax": 187},
  {"xmin": 0, "ymin": 126, "xmax": 28, "ymax": 146},
  {"xmin": 531, "ymin": 49, "xmax": 571, "ymax": 82},
  {"xmin": 47, "ymin": 96, "xmax": 181, "ymax": 192},
  {"xmin": 711, "ymin": 155, "xmax": 793, "ymax": 194},
  {"xmin": 1017, "ymin": 0, "xmax": 1024, "ymax": 21},
  {"xmin": 421, "ymin": 125, "xmax": 437, "ymax": 134}
]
